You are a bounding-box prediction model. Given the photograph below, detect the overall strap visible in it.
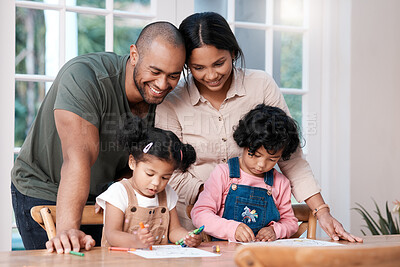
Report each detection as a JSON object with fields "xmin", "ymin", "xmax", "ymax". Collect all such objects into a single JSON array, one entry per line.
[
  {"xmin": 264, "ymin": 169, "xmax": 274, "ymax": 186},
  {"xmin": 157, "ymin": 190, "xmax": 167, "ymax": 206},
  {"xmin": 120, "ymin": 179, "xmax": 138, "ymax": 206},
  {"xmin": 228, "ymin": 157, "xmax": 241, "ymax": 178}
]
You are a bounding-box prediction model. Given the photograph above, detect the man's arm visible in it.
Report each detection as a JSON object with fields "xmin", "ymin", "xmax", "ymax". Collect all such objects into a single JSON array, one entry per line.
[{"xmin": 46, "ymin": 109, "xmax": 99, "ymax": 253}]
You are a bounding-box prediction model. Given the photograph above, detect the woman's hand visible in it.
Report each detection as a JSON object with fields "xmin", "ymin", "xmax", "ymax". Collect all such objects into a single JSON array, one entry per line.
[
  {"xmin": 235, "ymin": 223, "xmax": 255, "ymax": 242},
  {"xmin": 317, "ymin": 209, "xmax": 363, "ymax": 243},
  {"xmin": 255, "ymin": 226, "xmax": 276, "ymax": 242}
]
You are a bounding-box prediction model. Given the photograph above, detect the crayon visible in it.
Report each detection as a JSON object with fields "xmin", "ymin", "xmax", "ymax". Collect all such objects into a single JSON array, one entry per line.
[
  {"xmin": 175, "ymin": 225, "xmax": 205, "ymax": 247},
  {"xmin": 108, "ymin": 247, "xmax": 136, "ymax": 252},
  {"xmin": 212, "ymin": 245, "xmax": 220, "ymax": 253},
  {"xmin": 139, "ymin": 222, "xmax": 152, "ymax": 250},
  {"xmin": 69, "ymin": 251, "xmax": 85, "ymax": 256}
]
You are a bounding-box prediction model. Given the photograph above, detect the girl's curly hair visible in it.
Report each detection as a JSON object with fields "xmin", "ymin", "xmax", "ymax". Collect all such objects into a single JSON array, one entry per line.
[{"xmin": 233, "ymin": 104, "xmax": 302, "ymax": 161}]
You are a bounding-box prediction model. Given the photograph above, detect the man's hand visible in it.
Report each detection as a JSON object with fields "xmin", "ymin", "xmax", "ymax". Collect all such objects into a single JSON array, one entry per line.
[
  {"xmin": 255, "ymin": 226, "xmax": 276, "ymax": 242},
  {"xmin": 46, "ymin": 229, "xmax": 95, "ymax": 254},
  {"xmin": 52, "ymin": 110, "xmax": 99, "ymax": 253},
  {"xmin": 235, "ymin": 223, "xmax": 255, "ymax": 242}
]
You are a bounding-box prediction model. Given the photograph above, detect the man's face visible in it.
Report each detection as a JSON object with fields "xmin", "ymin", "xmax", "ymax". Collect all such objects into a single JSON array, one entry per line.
[{"xmin": 132, "ymin": 39, "xmax": 185, "ymax": 104}]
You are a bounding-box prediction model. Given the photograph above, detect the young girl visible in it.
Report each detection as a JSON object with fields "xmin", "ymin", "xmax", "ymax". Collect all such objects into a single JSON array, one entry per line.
[
  {"xmin": 191, "ymin": 104, "xmax": 300, "ymax": 242},
  {"xmin": 96, "ymin": 116, "xmax": 202, "ymax": 248}
]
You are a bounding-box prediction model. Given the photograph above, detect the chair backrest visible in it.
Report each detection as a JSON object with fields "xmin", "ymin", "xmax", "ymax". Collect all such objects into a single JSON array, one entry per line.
[
  {"xmin": 234, "ymin": 243, "xmax": 400, "ymax": 267},
  {"xmin": 30, "ymin": 205, "xmax": 103, "ymax": 240},
  {"xmin": 291, "ymin": 203, "xmax": 316, "ymax": 239},
  {"xmin": 186, "ymin": 203, "xmax": 316, "ymax": 240}
]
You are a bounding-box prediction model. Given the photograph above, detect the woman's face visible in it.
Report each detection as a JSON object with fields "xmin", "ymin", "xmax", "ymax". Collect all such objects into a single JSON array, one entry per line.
[{"xmin": 188, "ymin": 45, "xmax": 234, "ymax": 94}]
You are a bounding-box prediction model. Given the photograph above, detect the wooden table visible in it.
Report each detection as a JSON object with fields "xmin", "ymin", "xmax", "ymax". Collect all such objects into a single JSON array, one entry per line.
[
  {"xmin": 0, "ymin": 241, "xmax": 239, "ymax": 267},
  {"xmin": 1, "ymin": 236, "xmax": 399, "ymax": 267},
  {"xmin": 235, "ymin": 235, "xmax": 400, "ymax": 267}
]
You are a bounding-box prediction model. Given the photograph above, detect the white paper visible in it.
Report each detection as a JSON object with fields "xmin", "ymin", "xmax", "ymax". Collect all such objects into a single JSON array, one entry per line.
[
  {"xmin": 129, "ymin": 245, "xmax": 221, "ymax": 259},
  {"xmin": 240, "ymin": 238, "xmax": 344, "ymax": 247}
]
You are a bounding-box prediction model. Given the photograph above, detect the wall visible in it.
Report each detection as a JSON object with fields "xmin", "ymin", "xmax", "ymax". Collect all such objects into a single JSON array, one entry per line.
[
  {"xmin": 350, "ymin": 0, "xmax": 400, "ymax": 235},
  {"xmin": 0, "ymin": 0, "xmax": 15, "ymax": 251}
]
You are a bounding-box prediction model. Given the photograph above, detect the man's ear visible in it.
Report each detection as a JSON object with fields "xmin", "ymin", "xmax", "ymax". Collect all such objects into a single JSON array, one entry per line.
[
  {"xmin": 128, "ymin": 155, "xmax": 136, "ymax": 170},
  {"xmin": 129, "ymin": 44, "xmax": 139, "ymax": 66}
]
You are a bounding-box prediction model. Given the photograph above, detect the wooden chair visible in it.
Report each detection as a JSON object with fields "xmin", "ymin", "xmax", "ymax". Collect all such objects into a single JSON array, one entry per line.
[
  {"xmin": 186, "ymin": 203, "xmax": 316, "ymax": 241},
  {"xmin": 30, "ymin": 205, "xmax": 103, "ymax": 240},
  {"xmin": 234, "ymin": 243, "xmax": 400, "ymax": 267},
  {"xmin": 291, "ymin": 203, "xmax": 316, "ymax": 239}
]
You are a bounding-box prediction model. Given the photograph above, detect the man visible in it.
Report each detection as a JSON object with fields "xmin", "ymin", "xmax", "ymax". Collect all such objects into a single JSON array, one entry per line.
[{"xmin": 11, "ymin": 21, "xmax": 186, "ymax": 253}]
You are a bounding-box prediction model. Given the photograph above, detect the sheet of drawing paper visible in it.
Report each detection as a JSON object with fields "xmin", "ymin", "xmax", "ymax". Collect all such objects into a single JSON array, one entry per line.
[
  {"xmin": 240, "ymin": 238, "xmax": 344, "ymax": 247},
  {"xmin": 129, "ymin": 245, "xmax": 221, "ymax": 259}
]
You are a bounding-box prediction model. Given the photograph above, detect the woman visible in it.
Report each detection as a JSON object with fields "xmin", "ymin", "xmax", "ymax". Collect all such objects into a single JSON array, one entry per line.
[{"xmin": 155, "ymin": 12, "xmax": 362, "ymax": 242}]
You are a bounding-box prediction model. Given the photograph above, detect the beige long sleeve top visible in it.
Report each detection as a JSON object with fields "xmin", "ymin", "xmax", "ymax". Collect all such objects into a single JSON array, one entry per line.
[{"xmin": 155, "ymin": 68, "xmax": 320, "ymax": 206}]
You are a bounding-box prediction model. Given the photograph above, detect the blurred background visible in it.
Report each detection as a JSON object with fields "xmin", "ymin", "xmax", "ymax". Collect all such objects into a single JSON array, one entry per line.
[{"xmin": 1, "ymin": 0, "xmax": 399, "ymax": 251}]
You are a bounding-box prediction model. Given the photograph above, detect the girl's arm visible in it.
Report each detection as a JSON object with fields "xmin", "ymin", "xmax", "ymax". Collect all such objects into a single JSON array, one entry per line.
[
  {"xmin": 103, "ymin": 202, "xmax": 154, "ymax": 248},
  {"xmin": 191, "ymin": 165, "xmax": 241, "ymax": 241},
  {"xmin": 168, "ymin": 208, "xmax": 201, "ymax": 247},
  {"xmin": 264, "ymin": 173, "xmax": 299, "ymax": 239}
]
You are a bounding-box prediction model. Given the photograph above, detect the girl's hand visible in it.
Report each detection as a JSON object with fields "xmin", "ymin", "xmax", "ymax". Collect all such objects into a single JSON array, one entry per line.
[
  {"xmin": 137, "ymin": 224, "xmax": 155, "ymax": 248},
  {"xmin": 181, "ymin": 232, "xmax": 202, "ymax": 247},
  {"xmin": 255, "ymin": 226, "xmax": 276, "ymax": 242},
  {"xmin": 235, "ymin": 223, "xmax": 255, "ymax": 242},
  {"xmin": 317, "ymin": 210, "xmax": 363, "ymax": 243}
]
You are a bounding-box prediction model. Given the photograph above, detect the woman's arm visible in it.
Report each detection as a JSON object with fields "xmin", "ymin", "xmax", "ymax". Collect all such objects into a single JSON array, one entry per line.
[
  {"xmin": 156, "ymin": 100, "xmax": 203, "ymax": 205},
  {"xmin": 262, "ymin": 72, "xmax": 362, "ymax": 242},
  {"xmin": 305, "ymin": 193, "xmax": 363, "ymax": 242},
  {"xmin": 103, "ymin": 202, "xmax": 154, "ymax": 248}
]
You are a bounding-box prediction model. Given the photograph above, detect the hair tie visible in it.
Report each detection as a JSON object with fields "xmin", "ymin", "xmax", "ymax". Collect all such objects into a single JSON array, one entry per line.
[
  {"xmin": 180, "ymin": 149, "xmax": 183, "ymax": 161},
  {"xmin": 143, "ymin": 142, "xmax": 153, "ymax": 153}
]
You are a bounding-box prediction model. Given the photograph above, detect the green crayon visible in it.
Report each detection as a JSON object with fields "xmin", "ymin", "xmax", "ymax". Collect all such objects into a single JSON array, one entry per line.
[
  {"xmin": 69, "ymin": 251, "xmax": 85, "ymax": 257},
  {"xmin": 176, "ymin": 225, "xmax": 205, "ymax": 246}
]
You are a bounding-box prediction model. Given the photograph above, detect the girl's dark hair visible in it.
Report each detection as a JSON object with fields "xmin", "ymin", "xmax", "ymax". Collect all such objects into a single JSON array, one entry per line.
[
  {"xmin": 179, "ymin": 12, "xmax": 245, "ymax": 74},
  {"xmin": 233, "ymin": 104, "xmax": 301, "ymax": 161},
  {"xmin": 118, "ymin": 116, "xmax": 196, "ymax": 172}
]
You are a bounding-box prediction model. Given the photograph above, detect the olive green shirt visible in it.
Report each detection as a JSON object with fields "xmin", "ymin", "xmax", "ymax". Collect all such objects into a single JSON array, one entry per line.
[{"xmin": 11, "ymin": 52, "xmax": 155, "ymax": 202}]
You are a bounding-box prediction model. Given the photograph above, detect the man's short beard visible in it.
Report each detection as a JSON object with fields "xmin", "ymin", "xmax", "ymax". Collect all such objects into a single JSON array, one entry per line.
[{"xmin": 133, "ymin": 66, "xmax": 148, "ymax": 103}]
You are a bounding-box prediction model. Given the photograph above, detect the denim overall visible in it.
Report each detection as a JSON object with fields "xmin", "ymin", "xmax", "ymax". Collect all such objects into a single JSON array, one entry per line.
[{"xmin": 221, "ymin": 157, "xmax": 280, "ymax": 235}]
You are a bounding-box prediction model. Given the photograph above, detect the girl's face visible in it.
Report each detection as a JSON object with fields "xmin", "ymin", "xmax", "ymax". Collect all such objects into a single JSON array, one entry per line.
[
  {"xmin": 128, "ymin": 154, "xmax": 175, "ymax": 198},
  {"xmin": 188, "ymin": 45, "xmax": 234, "ymax": 94},
  {"xmin": 240, "ymin": 147, "xmax": 283, "ymax": 178}
]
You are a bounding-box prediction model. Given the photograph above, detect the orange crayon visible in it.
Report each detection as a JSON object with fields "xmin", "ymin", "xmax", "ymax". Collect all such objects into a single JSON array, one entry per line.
[
  {"xmin": 109, "ymin": 247, "xmax": 136, "ymax": 252},
  {"xmin": 139, "ymin": 222, "xmax": 152, "ymax": 250}
]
